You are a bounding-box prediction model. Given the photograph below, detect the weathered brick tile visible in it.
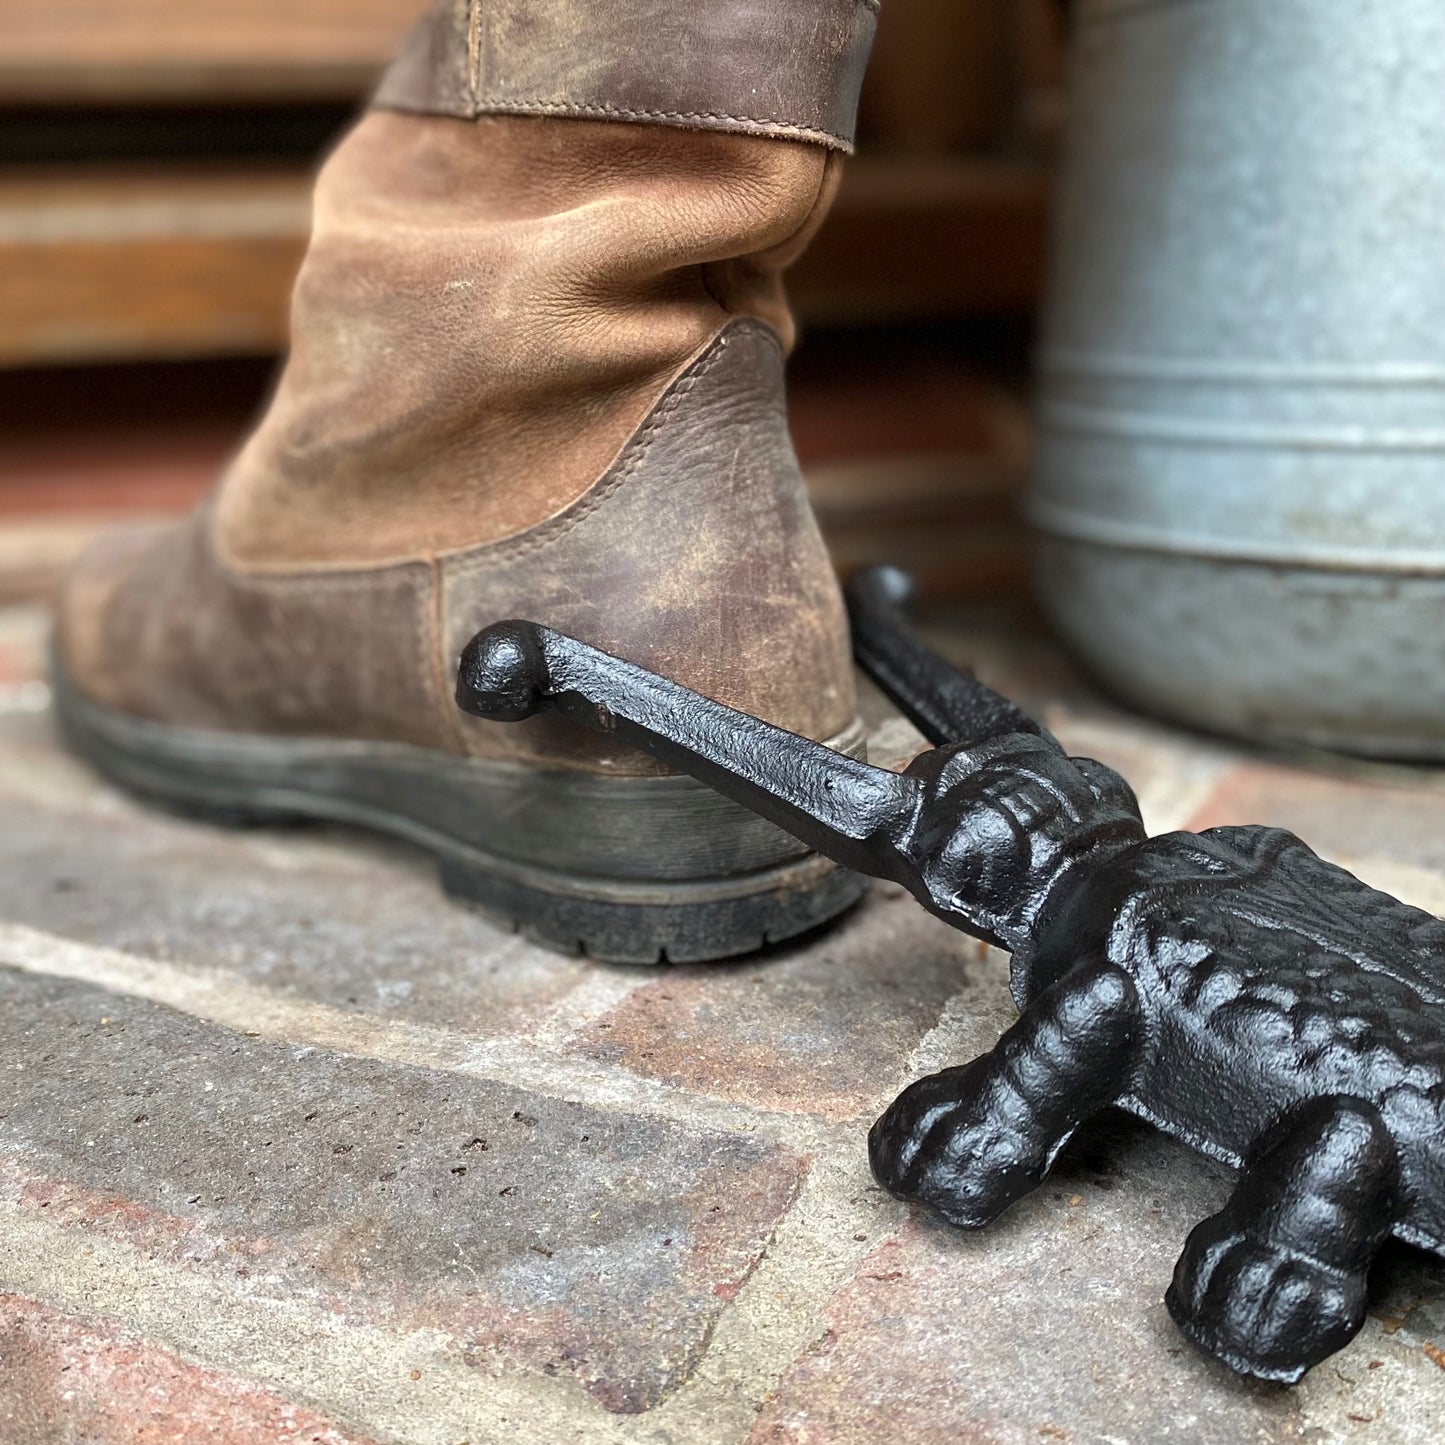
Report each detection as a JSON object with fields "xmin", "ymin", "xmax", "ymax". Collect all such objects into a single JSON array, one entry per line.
[
  {"xmin": 1045, "ymin": 717, "xmax": 1170, "ymax": 781},
  {"xmin": 569, "ymin": 889, "xmax": 977, "ymax": 1121},
  {"xmin": 1187, "ymin": 762, "xmax": 1445, "ymax": 873},
  {"xmin": 0, "ymin": 712, "xmax": 119, "ymax": 817},
  {"xmin": 0, "ymin": 605, "xmax": 47, "ymax": 687},
  {"xmin": 0, "ymin": 1293, "xmax": 377, "ymax": 1445},
  {"xmin": 0, "ymin": 969, "xmax": 806, "ymax": 1415},
  {"xmin": 0, "ymin": 795, "xmax": 587, "ymax": 1035},
  {"xmin": 908, "ymin": 610, "xmax": 1083, "ymax": 717},
  {"xmin": 752, "ymin": 1118, "xmax": 1322, "ymax": 1445}
]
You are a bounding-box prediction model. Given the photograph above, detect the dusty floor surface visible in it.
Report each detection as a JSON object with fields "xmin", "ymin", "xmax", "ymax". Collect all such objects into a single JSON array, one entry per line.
[{"xmin": 1, "ymin": 599, "xmax": 1443, "ymax": 1444}]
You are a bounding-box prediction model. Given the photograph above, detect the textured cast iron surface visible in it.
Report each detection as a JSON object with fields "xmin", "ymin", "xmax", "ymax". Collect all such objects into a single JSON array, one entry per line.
[{"xmin": 457, "ymin": 568, "xmax": 1445, "ymax": 1386}]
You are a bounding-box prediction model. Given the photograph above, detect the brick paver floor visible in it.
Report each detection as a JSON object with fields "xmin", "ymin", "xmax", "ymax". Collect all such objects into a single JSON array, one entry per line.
[{"xmin": 2, "ymin": 599, "xmax": 1443, "ymax": 1443}]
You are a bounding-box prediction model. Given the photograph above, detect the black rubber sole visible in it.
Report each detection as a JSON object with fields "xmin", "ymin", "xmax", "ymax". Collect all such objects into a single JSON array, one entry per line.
[
  {"xmin": 52, "ymin": 660, "xmax": 868, "ymax": 964},
  {"xmin": 437, "ymin": 852, "xmax": 863, "ymax": 963}
]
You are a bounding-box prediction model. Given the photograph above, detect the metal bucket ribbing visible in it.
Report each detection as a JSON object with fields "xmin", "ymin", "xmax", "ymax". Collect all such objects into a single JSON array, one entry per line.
[{"xmin": 1031, "ymin": 0, "xmax": 1445, "ymax": 757}]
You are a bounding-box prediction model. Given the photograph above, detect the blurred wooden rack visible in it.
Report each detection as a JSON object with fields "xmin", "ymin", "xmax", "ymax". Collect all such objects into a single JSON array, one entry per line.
[
  {"xmin": 0, "ymin": 0, "xmax": 1064, "ymax": 369},
  {"xmin": 1, "ymin": 0, "xmax": 423, "ymax": 103},
  {"xmin": 0, "ymin": 167, "xmax": 311, "ymax": 366},
  {"xmin": 0, "ymin": 157, "xmax": 1051, "ymax": 367}
]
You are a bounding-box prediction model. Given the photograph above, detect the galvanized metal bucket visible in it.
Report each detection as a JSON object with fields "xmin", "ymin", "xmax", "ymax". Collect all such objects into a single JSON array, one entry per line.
[{"xmin": 1031, "ymin": 0, "xmax": 1445, "ymax": 757}]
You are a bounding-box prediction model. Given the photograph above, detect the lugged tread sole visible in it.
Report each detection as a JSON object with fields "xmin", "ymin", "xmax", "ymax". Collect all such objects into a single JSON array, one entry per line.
[
  {"xmin": 438, "ymin": 852, "xmax": 864, "ymax": 965},
  {"xmin": 52, "ymin": 654, "xmax": 867, "ymax": 965}
]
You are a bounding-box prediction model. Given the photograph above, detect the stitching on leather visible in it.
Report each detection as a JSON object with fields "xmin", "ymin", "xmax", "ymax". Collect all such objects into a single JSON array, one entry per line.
[
  {"xmin": 411, "ymin": 558, "xmax": 434, "ymax": 729},
  {"xmin": 445, "ymin": 320, "xmax": 783, "ymax": 577},
  {"xmin": 415, "ymin": 553, "xmax": 465, "ymax": 751},
  {"xmin": 464, "ymin": 0, "xmax": 483, "ymax": 102},
  {"xmin": 213, "ymin": 322, "xmax": 782, "ymax": 588},
  {"xmin": 445, "ymin": 349, "xmax": 719, "ymax": 572},
  {"xmin": 207, "ymin": 500, "xmax": 432, "ymax": 595},
  {"xmin": 466, "ymin": 99, "xmax": 853, "ymax": 151},
  {"xmin": 421, "ymin": 546, "xmax": 473, "ymax": 753},
  {"xmin": 447, "ymin": 334, "xmax": 734, "ymax": 570},
  {"xmin": 404, "ymin": 0, "xmax": 875, "ymax": 142},
  {"xmin": 214, "ymin": 563, "xmax": 427, "ymax": 596}
]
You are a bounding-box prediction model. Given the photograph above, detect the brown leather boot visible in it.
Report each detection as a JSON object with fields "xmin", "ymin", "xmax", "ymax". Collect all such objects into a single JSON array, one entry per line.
[{"xmin": 53, "ymin": 0, "xmax": 880, "ymax": 963}]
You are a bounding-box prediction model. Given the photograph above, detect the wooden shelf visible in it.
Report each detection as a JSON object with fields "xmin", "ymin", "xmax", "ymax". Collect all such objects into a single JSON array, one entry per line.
[
  {"xmin": 0, "ymin": 156, "xmax": 1051, "ymax": 367},
  {"xmin": 1, "ymin": 0, "xmax": 424, "ymax": 103},
  {"xmin": 793, "ymin": 155, "xmax": 1052, "ymax": 324},
  {"xmin": 0, "ymin": 167, "xmax": 308, "ymax": 365},
  {"xmin": 0, "ymin": 1, "xmax": 1060, "ymax": 362}
]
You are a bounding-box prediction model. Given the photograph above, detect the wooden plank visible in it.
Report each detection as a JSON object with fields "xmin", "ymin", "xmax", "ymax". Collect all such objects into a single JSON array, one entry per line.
[
  {"xmin": 793, "ymin": 156, "xmax": 1053, "ymax": 322},
  {"xmin": 0, "ymin": 156, "xmax": 1051, "ymax": 367},
  {"xmin": 810, "ymin": 453, "xmax": 1028, "ymax": 604},
  {"xmin": 0, "ymin": 0, "xmax": 425, "ymax": 102},
  {"xmin": 0, "ymin": 167, "xmax": 308, "ymax": 364},
  {"xmin": 860, "ymin": 0, "xmax": 1017, "ymax": 153}
]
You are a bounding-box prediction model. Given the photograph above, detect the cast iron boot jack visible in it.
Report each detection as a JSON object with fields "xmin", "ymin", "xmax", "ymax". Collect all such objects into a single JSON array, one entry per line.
[{"xmin": 456, "ymin": 567, "xmax": 1445, "ymax": 1386}]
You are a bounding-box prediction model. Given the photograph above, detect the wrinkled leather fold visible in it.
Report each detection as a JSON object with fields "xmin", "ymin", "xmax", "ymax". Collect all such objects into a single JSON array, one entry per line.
[{"xmin": 375, "ymin": 0, "xmax": 879, "ymax": 152}]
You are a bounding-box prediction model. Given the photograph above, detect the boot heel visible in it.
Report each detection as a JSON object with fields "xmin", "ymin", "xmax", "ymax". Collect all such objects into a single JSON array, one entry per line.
[{"xmin": 438, "ymin": 854, "xmax": 864, "ymax": 966}]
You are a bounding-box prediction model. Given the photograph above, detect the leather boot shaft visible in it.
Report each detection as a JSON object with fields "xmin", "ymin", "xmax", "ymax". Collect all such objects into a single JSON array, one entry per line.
[
  {"xmin": 216, "ymin": 111, "xmax": 844, "ymax": 569},
  {"xmin": 218, "ymin": 0, "xmax": 879, "ymax": 571}
]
